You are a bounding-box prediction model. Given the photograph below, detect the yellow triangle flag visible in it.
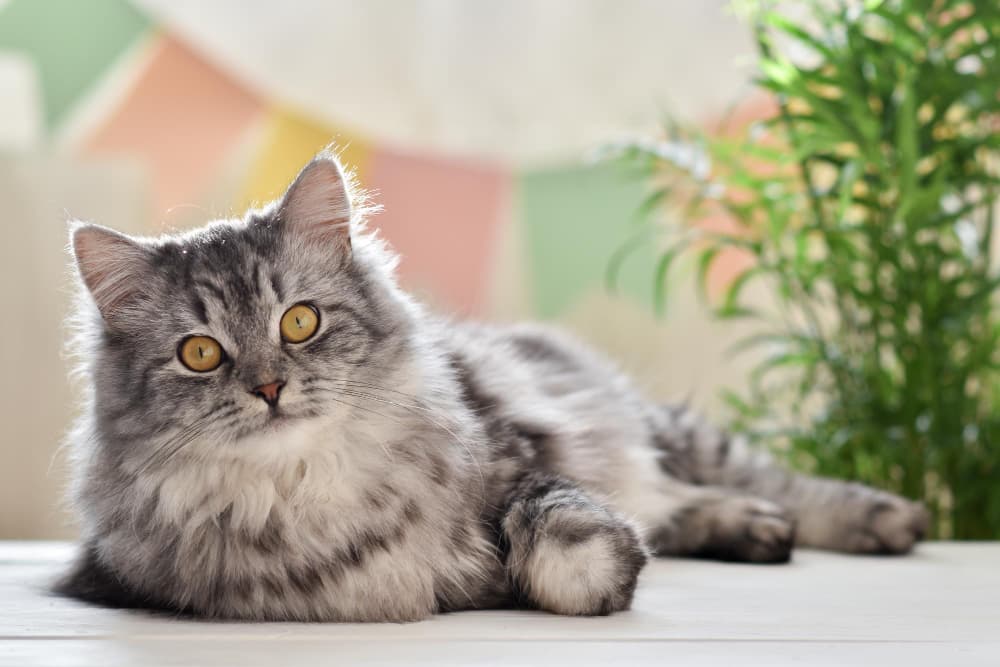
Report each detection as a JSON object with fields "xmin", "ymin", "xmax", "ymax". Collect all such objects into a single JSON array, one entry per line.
[{"xmin": 239, "ymin": 107, "xmax": 370, "ymax": 211}]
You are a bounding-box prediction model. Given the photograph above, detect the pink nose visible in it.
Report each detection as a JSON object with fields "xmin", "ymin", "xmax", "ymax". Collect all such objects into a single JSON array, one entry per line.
[{"xmin": 252, "ymin": 380, "xmax": 285, "ymax": 407}]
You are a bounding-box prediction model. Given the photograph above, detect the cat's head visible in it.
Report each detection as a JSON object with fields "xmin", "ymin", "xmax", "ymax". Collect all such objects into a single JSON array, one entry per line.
[{"xmin": 70, "ymin": 154, "xmax": 413, "ymax": 464}]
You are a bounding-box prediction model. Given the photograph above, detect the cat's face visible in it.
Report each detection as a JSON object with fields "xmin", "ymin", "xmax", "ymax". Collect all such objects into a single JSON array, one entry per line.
[{"xmin": 71, "ymin": 155, "xmax": 410, "ymax": 465}]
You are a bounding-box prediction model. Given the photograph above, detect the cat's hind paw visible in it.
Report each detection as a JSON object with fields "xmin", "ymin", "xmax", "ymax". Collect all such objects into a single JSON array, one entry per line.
[
  {"xmin": 699, "ymin": 497, "xmax": 796, "ymax": 564},
  {"xmin": 851, "ymin": 495, "xmax": 929, "ymax": 555}
]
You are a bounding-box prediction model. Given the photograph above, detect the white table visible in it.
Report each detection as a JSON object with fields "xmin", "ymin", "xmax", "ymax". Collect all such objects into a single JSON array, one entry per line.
[{"xmin": 1, "ymin": 542, "xmax": 997, "ymax": 666}]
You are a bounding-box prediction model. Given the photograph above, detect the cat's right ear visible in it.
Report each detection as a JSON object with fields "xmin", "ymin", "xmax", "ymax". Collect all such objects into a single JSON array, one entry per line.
[{"xmin": 70, "ymin": 223, "xmax": 152, "ymax": 325}]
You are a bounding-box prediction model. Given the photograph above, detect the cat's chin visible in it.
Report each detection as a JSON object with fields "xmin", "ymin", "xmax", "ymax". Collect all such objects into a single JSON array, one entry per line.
[{"xmin": 229, "ymin": 411, "xmax": 331, "ymax": 462}]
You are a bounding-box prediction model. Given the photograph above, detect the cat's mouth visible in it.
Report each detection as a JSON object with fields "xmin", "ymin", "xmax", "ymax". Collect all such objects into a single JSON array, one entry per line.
[
  {"xmin": 232, "ymin": 407, "xmax": 303, "ymax": 440},
  {"xmin": 263, "ymin": 408, "xmax": 296, "ymax": 428}
]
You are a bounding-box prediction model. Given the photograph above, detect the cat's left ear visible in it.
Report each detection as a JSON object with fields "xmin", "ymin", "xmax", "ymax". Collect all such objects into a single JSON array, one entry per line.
[{"xmin": 278, "ymin": 153, "xmax": 352, "ymax": 253}]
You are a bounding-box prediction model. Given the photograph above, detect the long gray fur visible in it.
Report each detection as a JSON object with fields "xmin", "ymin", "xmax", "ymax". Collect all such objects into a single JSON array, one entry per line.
[{"xmin": 55, "ymin": 153, "xmax": 928, "ymax": 621}]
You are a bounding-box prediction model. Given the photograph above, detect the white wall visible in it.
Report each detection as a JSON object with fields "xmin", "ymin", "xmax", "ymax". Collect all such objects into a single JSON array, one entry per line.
[{"xmin": 0, "ymin": 156, "xmax": 149, "ymax": 538}]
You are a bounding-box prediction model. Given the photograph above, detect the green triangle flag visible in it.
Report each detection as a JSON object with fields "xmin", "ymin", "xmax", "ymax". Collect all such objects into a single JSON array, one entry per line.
[
  {"xmin": 0, "ymin": 0, "xmax": 149, "ymax": 129},
  {"xmin": 518, "ymin": 161, "xmax": 657, "ymax": 318}
]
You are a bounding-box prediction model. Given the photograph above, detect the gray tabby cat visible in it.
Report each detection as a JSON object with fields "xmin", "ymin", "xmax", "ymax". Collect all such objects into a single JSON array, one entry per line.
[{"xmin": 57, "ymin": 154, "xmax": 929, "ymax": 621}]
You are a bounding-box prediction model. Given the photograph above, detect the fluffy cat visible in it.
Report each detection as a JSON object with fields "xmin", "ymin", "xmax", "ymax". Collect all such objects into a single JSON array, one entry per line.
[{"xmin": 56, "ymin": 153, "xmax": 928, "ymax": 621}]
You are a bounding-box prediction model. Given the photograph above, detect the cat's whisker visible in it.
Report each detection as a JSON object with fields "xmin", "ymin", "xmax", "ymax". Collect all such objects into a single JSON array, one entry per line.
[
  {"xmin": 328, "ymin": 378, "xmax": 432, "ymax": 403},
  {"xmin": 305, "ymin": 383, "xmax": 487, "ymax": 501},
  {"xmin": 128, "ymin": 402, "xmax": 235, "ymax": 479},
  {"xmin": 333, "ymin": 387, "xmax": 488, "ymax": 504},
  {"xmin": 314, "ymin": 394, "xmax": 398, "ymax": 463}
]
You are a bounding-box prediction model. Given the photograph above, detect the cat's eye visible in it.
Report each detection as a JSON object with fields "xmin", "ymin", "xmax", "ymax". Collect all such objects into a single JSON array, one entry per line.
[
  {"xmin": 178, "ymin": 335, "xmax": 224, "ymax": 372},
  {"xmin": 280, "ymin": 303, "xmax": 320, "ymax": 343}
]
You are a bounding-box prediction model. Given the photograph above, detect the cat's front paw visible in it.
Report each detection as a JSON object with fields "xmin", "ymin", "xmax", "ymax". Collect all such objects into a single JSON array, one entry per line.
[
  {"xmin": 544, "ymin": 518, "xmax": 648, "ymax": 615},
  {"xmin": 850, "ymin": 494, "xmax": 929, "ymax": 555},
  {"xmin": 511, "ymin": 508, "xmax": 648, "ymax": 616}
]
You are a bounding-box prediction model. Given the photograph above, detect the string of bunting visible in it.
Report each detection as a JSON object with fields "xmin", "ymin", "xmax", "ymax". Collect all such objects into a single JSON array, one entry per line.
[{"xmin": 0, "ymin": 0, "xmax": 753, "ymax": 317}]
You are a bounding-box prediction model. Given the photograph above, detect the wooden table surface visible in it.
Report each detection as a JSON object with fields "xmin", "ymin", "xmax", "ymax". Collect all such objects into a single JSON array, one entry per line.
[{"xmin": 1, "ymin": 541, "xmax": 997, "ymax": 666}]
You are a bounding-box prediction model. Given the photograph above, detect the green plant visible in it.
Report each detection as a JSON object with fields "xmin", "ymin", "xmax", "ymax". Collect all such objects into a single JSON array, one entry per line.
[{"xmin": 614, "ymin": 0, "xmax": 1000, "ymax": 538}]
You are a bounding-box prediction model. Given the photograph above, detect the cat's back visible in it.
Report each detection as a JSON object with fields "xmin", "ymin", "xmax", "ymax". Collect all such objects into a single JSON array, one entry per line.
[
  {"xmin": 443, "ymin": 319, "xmax": 625, "ymax": 395},
  {"xmin": 439, "ymin": 318, "xmax": 657, "ymax": 488}
]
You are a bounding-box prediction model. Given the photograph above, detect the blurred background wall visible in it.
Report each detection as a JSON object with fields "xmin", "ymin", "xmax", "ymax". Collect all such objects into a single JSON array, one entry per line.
[{"xmin": 0, "ymin": 0, "xmax": 766, "ymax": 538}]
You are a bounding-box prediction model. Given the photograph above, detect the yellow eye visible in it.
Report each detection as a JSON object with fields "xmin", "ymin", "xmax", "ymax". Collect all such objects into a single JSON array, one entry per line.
[
  {"xmin": 280, "ymin": 303, "xmax": 320, "ymax": 343},
  {"xmin": 178, "ymin": 335, "xmax": 224, "ymax": 372}
]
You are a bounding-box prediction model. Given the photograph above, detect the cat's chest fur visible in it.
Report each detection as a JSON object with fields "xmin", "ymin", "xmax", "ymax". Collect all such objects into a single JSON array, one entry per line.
[{"xmin": 100, "ymin": 416, "xmax": 497, "ymax": 621}]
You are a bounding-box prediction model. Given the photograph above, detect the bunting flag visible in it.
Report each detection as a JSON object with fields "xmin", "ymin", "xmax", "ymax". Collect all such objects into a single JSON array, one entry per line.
[
  {"xmin": 238, "ymin": 107, "xmax": 371, "ymax": 211},
  {"xmin": 366, "ymin": 149, "xmax": 511, "ymax": 315},
  {"xmin": 699, "ymin": 95, "xmax": 776, "ymax": 299},
  {"xmin": 0, "ymin": 3, "xmax": 728, "ymax": 322},
  {"xmin": 700, "ymin": 215, "xmax": 757, "ymax": 299},
  {"xmin": 84, "ymin": 34, "xmax": 263, "ymax": 221},
  {"xmin": 518, "ymin": 162, "xmax": 657, "ymax": 318},
  {"xmin": 0, "ymin": 0, "xmax": 149, "ymax": 129}
]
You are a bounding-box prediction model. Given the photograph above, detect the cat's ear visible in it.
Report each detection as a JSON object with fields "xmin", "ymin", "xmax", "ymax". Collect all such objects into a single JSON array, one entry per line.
[
  {"xmin": 278, "ymin": 153, "xmax": 353, "ymax": 253},
  {"xmin": 71, "ymin": 223, "xmax": 152, "ymax": 324}
]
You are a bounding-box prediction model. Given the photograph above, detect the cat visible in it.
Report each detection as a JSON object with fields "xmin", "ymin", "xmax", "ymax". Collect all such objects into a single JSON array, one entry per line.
[{"xmin": 55, "ymin": 153, "xmax": 929, "ymax": 621}]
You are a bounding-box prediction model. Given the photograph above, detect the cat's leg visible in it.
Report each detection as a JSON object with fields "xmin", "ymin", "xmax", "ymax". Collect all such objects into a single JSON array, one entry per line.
[
  {"xmin": 650, "ymin": 404, "xmax": 929, "ymax": 554},
  {"xmin": 637, "ymin": 483, "xmax": 796, "ymax": 563},
  {"xmin": 53, "ymin": 541, "xmax": 176, "ymax": 611},
  {"xmin": 500, "ymin": 474, "xmax": 647, "ymax": 616}
]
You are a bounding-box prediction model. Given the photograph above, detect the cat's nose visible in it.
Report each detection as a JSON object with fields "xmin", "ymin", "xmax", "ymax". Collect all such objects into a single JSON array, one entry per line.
[{"xmin": 251, "ymin": 380, "xmax": 285, "ymax": 407}]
